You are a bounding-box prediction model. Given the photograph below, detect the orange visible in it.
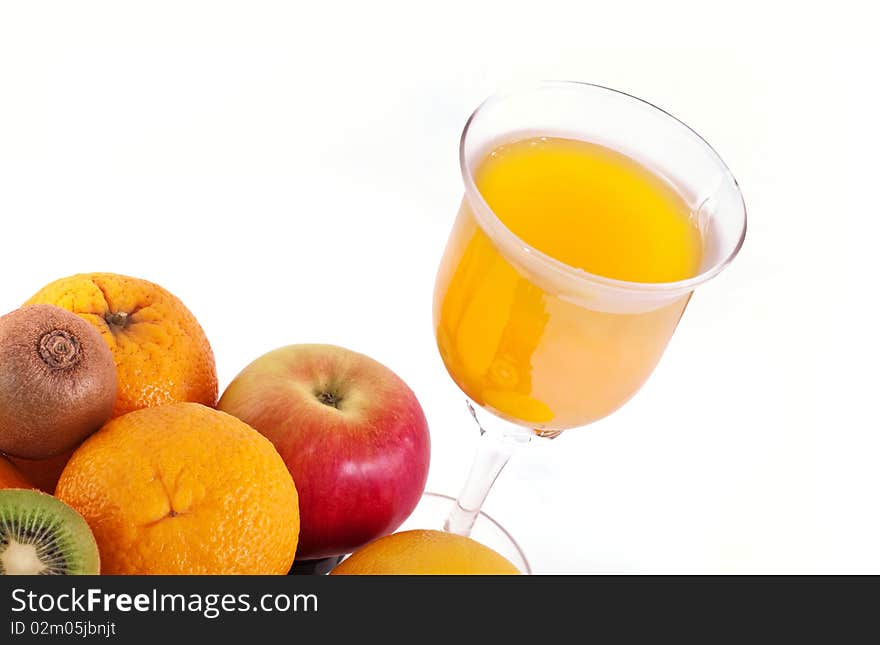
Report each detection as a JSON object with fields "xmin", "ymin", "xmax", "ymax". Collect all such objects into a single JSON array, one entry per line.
[
  {"xmin": 330, "ymin": 529, "xmax": 521, "ymax": 575},
  {"xmin": 26, "ymin": 273, "xmax": 217, "ymax": 418},
  {"xmin": 8, "ymin": 449, "xmax": 73, "ymax": 493},
  {"xmin": 0, "ymin": 454, "xmax": 33, "ymax": 489},
  {"xmin": 56, "ymin": 403, "xmax": 299, "ymax": 575}
]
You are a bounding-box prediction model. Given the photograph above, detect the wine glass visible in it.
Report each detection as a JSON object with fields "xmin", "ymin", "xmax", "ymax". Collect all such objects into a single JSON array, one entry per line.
[{"xmin": 425, "ymin": 81, "xmax": 746, "ymax": 567}]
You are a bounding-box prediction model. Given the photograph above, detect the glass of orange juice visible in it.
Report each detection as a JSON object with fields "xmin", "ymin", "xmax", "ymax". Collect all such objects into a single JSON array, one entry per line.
[{"xmin": 431, "ymin": 82, "xmax": 747, "ymax": 552}]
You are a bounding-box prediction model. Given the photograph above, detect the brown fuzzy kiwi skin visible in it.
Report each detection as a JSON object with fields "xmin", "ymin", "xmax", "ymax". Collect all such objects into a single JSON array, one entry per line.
[{"xmin": 0, "ymin": 304, "xmax": 117, "ymax": 459}]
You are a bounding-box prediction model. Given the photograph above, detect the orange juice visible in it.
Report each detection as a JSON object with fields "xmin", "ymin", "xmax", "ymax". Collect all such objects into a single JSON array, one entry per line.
[{"xmin": 434, "ymin": 136, "xmax": 702, "ymax": 432}]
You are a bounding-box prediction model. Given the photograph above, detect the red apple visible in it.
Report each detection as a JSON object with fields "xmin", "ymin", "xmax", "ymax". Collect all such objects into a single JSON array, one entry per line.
[{"xmin": 218, "ymin": 344, "xmax": 430, "ymax": 560}]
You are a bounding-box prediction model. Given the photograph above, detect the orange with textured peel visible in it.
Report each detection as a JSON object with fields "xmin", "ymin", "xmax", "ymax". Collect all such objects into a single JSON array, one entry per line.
[
  {"xmin": 56, "ymin": 403, "xmax": 299, "ymax": 575},
  {"xmin": 26, "ymin": 273, "xmax": 217, "ymax": 418},
  {"xmin": 330, "ymin": 529, "xmax": 521, "ymax": 575},
  {"xmin": 8, "ymin": 449, "xmax": 75, "ymax": 493},
  {"xmin": 0, "ymin": 455, "xmax": 33, "ymax": 489}
]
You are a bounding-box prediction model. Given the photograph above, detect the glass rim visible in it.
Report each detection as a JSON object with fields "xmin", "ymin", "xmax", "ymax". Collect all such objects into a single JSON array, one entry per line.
[{"xmin": 459, "ymin": 80, "xmax": 748, "ymax": 295}]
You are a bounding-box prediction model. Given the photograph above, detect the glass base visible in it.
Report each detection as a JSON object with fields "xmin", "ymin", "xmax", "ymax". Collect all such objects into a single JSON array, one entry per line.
[{"xmin": 397, "ymin": 491, "xmax": 532, "ymax": 574}]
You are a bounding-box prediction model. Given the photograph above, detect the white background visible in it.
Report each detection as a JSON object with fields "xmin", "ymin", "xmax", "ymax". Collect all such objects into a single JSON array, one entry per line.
[{"xmin": 1, "ymin": 1, "xmax": 877, "ymax": 573}]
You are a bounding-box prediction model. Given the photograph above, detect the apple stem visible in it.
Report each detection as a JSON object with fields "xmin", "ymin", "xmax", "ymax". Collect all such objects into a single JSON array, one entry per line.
[
  {"xmin": 443, "ymin": 405, "xmax": 532, "ymax": 537},
  {"xmin": 316, "ymin": 391, "xmax": 341, "ymax": 409}
]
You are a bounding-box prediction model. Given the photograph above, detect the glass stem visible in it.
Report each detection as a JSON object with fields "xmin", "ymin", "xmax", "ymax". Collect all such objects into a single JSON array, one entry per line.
[{"xmin": 444, "ymin": 406, "xmax": 532, "ymax": 536}]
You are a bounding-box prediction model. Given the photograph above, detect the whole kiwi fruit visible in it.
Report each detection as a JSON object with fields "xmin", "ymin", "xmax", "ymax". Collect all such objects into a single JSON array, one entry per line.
[{"xmin": 0, "ymin": 304, "xmax": 117, "ymax": 459}]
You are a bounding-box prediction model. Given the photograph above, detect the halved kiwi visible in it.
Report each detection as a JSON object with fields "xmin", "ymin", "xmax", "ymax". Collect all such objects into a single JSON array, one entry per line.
[
  {"xmin": 0, "ymin": 489, "xmax": 100, "ymax": 575},
  {"xmin": 0, "ymin": 304, "xmax": 117, "ymax": 459}
]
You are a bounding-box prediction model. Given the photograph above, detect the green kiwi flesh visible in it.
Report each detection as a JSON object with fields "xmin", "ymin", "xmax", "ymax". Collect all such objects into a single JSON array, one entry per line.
[{"xmin": 0, "ymin": 489, "xmax": 100, "ymax": 575}]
